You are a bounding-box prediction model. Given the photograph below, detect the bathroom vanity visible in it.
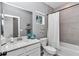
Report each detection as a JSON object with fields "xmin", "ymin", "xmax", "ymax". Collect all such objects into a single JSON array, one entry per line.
[
  {"xmin": 0, "ymin": 13, "xmax": 41, "ymax": 56},
  {"xmin": 1, "ymin": 36, "xmax": 40, "ymax": 56},
  {"xmin": 0, "ymin": 3, "xmax": 41, "ymax": 56}
]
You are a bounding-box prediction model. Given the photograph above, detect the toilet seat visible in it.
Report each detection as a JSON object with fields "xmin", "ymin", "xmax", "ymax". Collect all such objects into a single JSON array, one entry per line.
[{"xmin": 43, "ymin": 46, "xmax": 56, "ymax": 55}]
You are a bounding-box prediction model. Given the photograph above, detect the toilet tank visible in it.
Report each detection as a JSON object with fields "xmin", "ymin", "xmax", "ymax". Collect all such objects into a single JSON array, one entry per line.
[{"xmin": 40, "ymin": 38, "xmax": 48, "ymax": 46}]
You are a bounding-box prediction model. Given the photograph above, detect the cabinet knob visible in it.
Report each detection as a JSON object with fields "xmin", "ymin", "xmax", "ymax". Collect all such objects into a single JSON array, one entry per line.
[
  {"xmin": 27, "ymin": 55, "xmax": 29, "ymax": 56},
  {"xmin": 3, "ymin": 52, "xmax": 7, "ymax": 56},
  {"xmin": 0, "ymin": 52, "xmax": 3, "ymax": 56}
]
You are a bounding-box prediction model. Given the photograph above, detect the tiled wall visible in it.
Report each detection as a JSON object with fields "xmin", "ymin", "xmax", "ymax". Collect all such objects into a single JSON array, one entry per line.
[{"xmin": 60, "ymin": 4, "xmax": 79, "ymax": 46}]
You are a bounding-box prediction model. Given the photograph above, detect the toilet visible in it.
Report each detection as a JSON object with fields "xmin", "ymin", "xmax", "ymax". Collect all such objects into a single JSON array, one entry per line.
[{"xmin": 40, "ymin": 38, "xmax": 56, "ymax": 56}]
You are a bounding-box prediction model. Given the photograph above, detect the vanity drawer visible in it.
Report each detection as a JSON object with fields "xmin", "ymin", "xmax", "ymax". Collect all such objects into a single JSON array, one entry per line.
[
  {"xmin": 28, "ymin": 48, "xmax": 40, "ymax": 56},
  {"xmin": 19, "ymin": 47, "xmax": 40, "ymax": 56},
  {"xmin": 7, "ymin": 43, "xmax": 40, "ymax": 56},
  {"xmin": 29, "ymin": 51, "xmax": 40, "ymax": 56},
  {"xmin": 24, "ymin": 43, "xmax": 40, "ymax": 52},
  {"xmin": 7, "ymin": 48, "xmax": 25, "ymax": 56}
]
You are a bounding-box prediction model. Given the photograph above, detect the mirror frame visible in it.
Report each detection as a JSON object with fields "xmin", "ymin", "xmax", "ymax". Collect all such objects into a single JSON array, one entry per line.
[{"xmin": 2, "ymin": 14, "xmax": 21, "ymax": 37}]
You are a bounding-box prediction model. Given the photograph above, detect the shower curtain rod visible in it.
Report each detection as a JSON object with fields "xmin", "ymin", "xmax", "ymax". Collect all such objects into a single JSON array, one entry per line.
[{"xmin": 52, "ymin": 3, "xmax": 79, "ymax": 13}]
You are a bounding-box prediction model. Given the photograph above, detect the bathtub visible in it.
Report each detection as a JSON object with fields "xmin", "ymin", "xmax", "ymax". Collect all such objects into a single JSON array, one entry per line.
[{"xmin": 58, "ymin": 42, "xmax": 79, "ymax": 56}]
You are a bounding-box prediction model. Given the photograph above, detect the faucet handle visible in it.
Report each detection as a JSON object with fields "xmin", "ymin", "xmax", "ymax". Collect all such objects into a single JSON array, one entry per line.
[
  {"xmin": 3, "ymin": 52, "xmax": 7, "ymax": 56},
  {"xmin": 0, "ymin": 52, "xmax": 3, "ymax": 56}
]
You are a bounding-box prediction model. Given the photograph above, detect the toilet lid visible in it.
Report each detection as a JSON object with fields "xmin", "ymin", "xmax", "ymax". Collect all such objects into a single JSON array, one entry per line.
[{"xmin": 44, "ymin": 46, "xmax": 56, "ymax": 51}]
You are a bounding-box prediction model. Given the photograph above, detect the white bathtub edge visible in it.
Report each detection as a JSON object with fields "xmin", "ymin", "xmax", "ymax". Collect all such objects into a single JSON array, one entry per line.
[{"xmin": 58, "ymin": 42, "xmax": 79, "ymax": 56}]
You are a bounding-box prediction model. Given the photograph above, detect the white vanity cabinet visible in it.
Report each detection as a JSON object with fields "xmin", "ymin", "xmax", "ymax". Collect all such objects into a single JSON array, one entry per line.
[{"xmin": 6, "ymin": 43, "xmax": 40, "ymax": 56}]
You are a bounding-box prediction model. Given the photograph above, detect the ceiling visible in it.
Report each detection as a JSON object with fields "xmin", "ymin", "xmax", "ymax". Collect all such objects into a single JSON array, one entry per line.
[{"xmin": 44, "ymin": 2, "xmax": 68, "ymax": 9}]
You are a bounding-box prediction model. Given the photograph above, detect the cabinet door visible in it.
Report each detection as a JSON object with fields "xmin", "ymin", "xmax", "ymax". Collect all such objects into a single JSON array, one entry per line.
[
  {"xmin": 29, "ymin": 47, "xmax": 40, "ymax": 56},
  {"xmin": 19, "ymin": 47, "xmax": 40, "ymax": 56},
  {"xmin": 7, "ymin": 48, "xmax": 25, "ymax": 56},
  {"xmin": 29, "ymin": 51, "xmax": 40, "ymax": 56},
  {"xmin": 24, "ymin": 43, "xmax": 40, "ymax": 52},
  {"xmin": 7, "ymin": 43, "xmax": 40, "ymax": 56},
  {"xmin": 25, "ymin": 47, "xmax": 40, "ymax": 56}
]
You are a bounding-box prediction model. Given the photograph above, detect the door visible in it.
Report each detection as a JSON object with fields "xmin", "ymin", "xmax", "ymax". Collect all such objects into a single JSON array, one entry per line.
[
  {"xmin": 48, "ymin": 12, "xmax": 59, "ymax": 49},
  {"xmin": 13, "ymin": 18, "xmax": 18, "ymax": 37}
]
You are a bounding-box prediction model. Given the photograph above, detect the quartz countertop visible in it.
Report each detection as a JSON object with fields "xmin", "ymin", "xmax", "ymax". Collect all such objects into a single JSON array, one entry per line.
[{"xmin": 1, "ymin": 36, "xmax": 40, "ymax": 52}]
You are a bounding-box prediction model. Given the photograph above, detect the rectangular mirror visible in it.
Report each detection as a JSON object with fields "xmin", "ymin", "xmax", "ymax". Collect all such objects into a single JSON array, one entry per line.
[{"xmin": 1, "ymin": 3, "xmax": 32, "ymax": 45}]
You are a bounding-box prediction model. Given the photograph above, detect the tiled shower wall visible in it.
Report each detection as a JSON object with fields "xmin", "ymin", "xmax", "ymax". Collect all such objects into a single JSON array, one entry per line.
[{"xmin": 60, "ymin": 4, "xmax": 79, "ymax": 46}]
